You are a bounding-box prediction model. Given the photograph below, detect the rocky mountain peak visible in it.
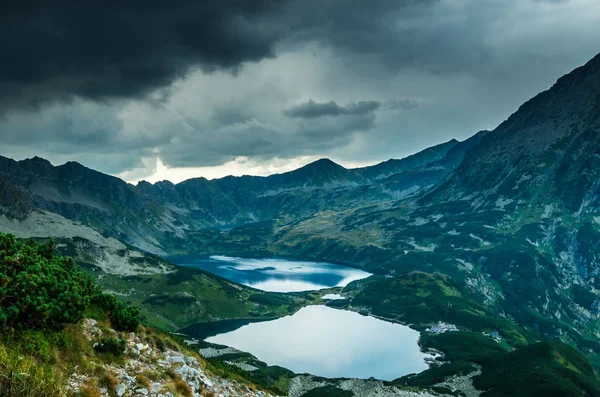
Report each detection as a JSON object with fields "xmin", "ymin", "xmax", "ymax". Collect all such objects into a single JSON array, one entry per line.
[
  {"xmin": 299, "ymin": 158, "xmax": 344, "ymax": 172},
  {"xmin": 18, "ymin": 156, "xmax": 55, "ymax": 176},
  {"xmin": 427, "ymin": 52, "xmax": 600, "ymax": 205}
]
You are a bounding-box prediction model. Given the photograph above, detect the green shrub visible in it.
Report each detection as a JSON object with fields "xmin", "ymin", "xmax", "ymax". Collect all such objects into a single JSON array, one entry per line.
[
  {"xmin": 0, "ymin": 235, "xmax": 96, "ymax": 329},
  {"xmin": 93, "ymin": 337, "xmax": 127, "ymax": 356},
  {"xmin": 93, "ymin": 293, "xmax": 140, "ymax": 332},
  {"xmin": 0, "ymin": 232, "xmax": 146, "ymax": 395},
  {"xmin": 0, "ymin": 232, "xmax": 140, "ymax": 333}
]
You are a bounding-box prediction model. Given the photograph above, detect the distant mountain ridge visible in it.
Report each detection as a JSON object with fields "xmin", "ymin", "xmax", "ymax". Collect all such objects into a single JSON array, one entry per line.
[{"xmin": 0, "ymin": 136, "xmax": 474, "ymax": 254}]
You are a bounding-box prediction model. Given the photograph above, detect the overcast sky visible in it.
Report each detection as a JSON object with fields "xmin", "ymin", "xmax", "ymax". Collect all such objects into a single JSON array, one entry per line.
[{"xmin": 1, "ymin": 0, "xmax": 599, "ymax": 183}]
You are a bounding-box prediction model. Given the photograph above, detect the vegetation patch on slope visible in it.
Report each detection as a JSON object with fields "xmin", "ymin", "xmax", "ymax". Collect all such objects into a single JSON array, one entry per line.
[{"xmin": 0, "ymin": 232, "xmax": 275, "ymax": 396}]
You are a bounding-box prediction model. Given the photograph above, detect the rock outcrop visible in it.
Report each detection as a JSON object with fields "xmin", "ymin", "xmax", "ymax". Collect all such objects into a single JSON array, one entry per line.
[{"xmin": 67, "ymin": 319, "xmax": 279, "ymax": 397}]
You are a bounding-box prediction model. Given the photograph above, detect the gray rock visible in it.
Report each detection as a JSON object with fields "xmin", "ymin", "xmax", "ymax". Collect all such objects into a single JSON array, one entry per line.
[
  {"xmin": 116, "ymin": 383, "xmax": 127, "ymax": 397},
  {"xmin": 136, "ymin": 343, "xmax": 148, "ymax": 351},
  {"xmin": 168, "ymin": 355, "xmax": 185, "ymax": 364},
  {"xmin": 150, "ymin": 382, "xmax": 163, "ymax": 393}
]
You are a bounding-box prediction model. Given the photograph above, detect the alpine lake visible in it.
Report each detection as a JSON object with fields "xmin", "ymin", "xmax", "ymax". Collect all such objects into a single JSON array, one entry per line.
[{"xmin": 178, "ymin": 256, "xmax": 431, "ymax": 380}]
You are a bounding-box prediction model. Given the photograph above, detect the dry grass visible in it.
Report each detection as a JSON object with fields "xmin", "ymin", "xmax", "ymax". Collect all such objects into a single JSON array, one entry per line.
[
  {"xmin": 165, "ymin": 368, "xmax": 178, "ymax": 379},
  {"xmin": 135, "ymin": 374, "xmax": 151, "ymax": 389},
  {"xmin": 98, "ymin": 370, "xmax": 119, "ymax": 393},
  {"xmin": 165, "ymin": 378, "xmax": 193, "ymax": 397},
  {"xmin": 78, "ymin": 385, "xmax": 102, "ymax": 397},
  {"xmin": 145, "ymin": 370, "xmax": 161, "ymax": 381},
  {"xmin": 0, "ymin": 354, "xmax": 66, "ymax": 397}
]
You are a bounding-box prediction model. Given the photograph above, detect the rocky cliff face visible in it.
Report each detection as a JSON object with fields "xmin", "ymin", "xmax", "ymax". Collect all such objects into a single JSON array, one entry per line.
[{"xmin": 410, "ymin": 52, "xmax": 600, "ymax": 338}]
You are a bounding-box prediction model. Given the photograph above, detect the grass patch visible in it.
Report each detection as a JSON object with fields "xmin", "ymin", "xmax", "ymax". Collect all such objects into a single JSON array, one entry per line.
[{"xmin": 473, "ymin": 341, "xmax": 600, "ymax": 397}]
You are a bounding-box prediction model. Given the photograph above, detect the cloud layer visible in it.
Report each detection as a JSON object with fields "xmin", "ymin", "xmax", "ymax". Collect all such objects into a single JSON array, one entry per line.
[
  {"xmin": 0, "ymin": 0, "xmax": 287, "ymax": 110},
  {"xmin": 1, "ymin": 0, "xmax": 599, "ymax": 182},
  {"xmin": 284, "ymin": 100, "xmax": 381, "ymax": 119}
]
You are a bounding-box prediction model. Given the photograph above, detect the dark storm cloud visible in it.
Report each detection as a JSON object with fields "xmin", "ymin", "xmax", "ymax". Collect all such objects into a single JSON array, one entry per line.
[
  {"xmin": 278, "ymin": 0, "xmax": 456, "ymax": 72},
  {"xmin": 0, "ymin": 0, "xmax": 435, "ymax": 111},
  {"xmin": 283, "ymin": 100, "xmax": 380, "ymax": 119},
  {"xmin": 2, "ymin": 0, "xmax": 594, "ymax": 113},
  {"xmin": 1, "ymin": 0, "xmax": 599, "ymax": 179},
  {"xmin": 0, "ymin": 0, "xmax": 285, "ymax": 110},
  {"xmin": 382, "ymin": 99, "xmax": 419, "ymax": 110}
]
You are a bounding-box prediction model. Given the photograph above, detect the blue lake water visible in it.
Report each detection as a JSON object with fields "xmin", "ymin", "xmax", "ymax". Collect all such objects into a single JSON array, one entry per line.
[
  {"xmin": 179, "ymin": 255, "xmax": 371, "ymax": 292},
  {"xmin": 206, "ymin": 305, "xmax": 431, "ymax": 380}
]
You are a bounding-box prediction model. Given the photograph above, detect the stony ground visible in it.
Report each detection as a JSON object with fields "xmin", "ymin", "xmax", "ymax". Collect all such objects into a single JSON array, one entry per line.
[
  {"xmin": 67, "ymin": 319, "xmax": 280, "ymax": 397},
  {"xmin": 288, "ymin": 375, "xmax": 471, "ymax": 397}
]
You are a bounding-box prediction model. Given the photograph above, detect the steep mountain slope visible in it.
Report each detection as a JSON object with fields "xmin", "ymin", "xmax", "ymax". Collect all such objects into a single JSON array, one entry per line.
[
  {"xmin": 0, "ymin": 173, "xmax": 31, "ymax": 219},
  {"xmin": 427, "ymin": 52, "xmax": 600, "ymax": 209},
  {"xmin": 353, "ymin": 139, "xmax": 459, "ymax": 181}
]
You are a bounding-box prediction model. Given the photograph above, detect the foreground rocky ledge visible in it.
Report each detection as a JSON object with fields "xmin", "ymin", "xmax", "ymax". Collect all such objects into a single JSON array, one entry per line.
[{"xmin": 67, "ymin": 319, "xmax": 279, "ymax": 397}]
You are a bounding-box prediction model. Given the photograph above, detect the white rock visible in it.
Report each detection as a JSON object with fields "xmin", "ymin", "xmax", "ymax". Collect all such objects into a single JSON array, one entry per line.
[
  {"xmin": 188, "ymin": 379, "xmax": 200, "ymax": 391},
  {"xmin": 136, "ymin": 343, "xmax": 149, "ymax": 351},
  {"xmin": 150, "ymin": 382, "xmax": 163, "ymax": 393},
  {"xmin": 185, "ymin": 356, "xmax": 198, "ymax": 366},
  {"xmin": 176, "ymin": 364, "xmax": 190, "ymax": 377},
  {"xmin": 168, "ymin": 355, "xmax": 185, "ymax": 364},
  {"xmin": 189, "ymin": 367, "xmax": 202, "ymax": 377},
  {"xmin": 116, "ymin": 383, "xmax": 127, "ymax": 397}
]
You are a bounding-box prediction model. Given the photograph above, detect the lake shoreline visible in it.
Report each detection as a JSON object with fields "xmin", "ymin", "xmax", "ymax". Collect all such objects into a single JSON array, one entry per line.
[
  {"xmin": 176, "ymin": 255, "xmax": 372, "ymax": 293},
  {"xmin": 202, "ymin": 305, "xmax": 432, "ymax": 381}
]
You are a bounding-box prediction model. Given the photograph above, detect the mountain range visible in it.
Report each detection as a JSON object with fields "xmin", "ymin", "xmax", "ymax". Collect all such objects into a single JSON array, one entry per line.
[
  {"xmin": 0, "ymin": 129, "xmax": 485, "ymax": 255},
  {"xmin": 1, "ymin": 52, "xmax": 600, "ymax": 394}
]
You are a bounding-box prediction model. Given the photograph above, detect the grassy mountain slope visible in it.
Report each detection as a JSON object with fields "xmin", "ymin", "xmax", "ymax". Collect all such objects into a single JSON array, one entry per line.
[
  {"xmin": 0, "ymin": 211, "xmax": 307, "ymax": 331},
  {"xmin": 0, "ymin": 232, "xmax": 283, "ymax": 397}
]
